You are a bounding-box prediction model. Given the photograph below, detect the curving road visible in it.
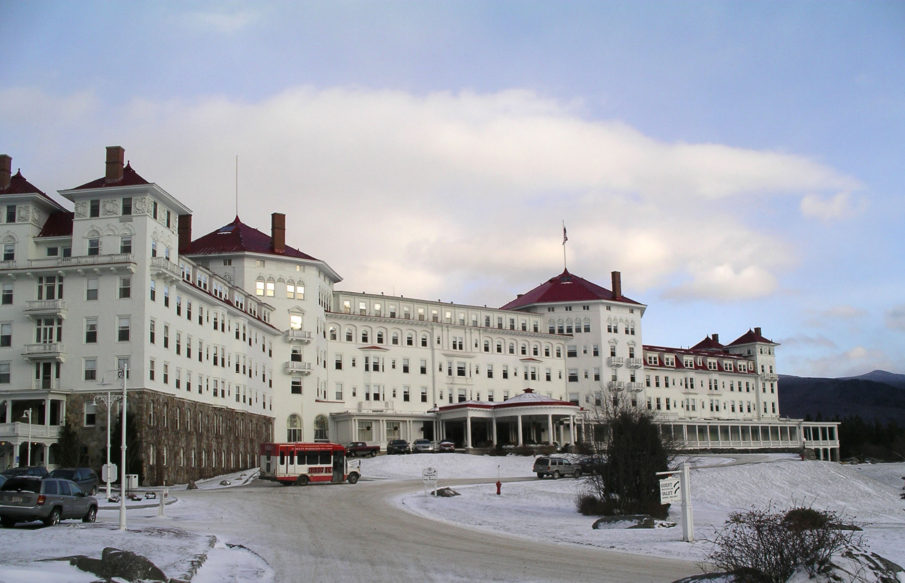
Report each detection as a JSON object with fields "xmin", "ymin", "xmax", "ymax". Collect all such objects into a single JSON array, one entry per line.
[{"xmin": 175, "ymin": 477, "xmax": 701, "ymax": 582}]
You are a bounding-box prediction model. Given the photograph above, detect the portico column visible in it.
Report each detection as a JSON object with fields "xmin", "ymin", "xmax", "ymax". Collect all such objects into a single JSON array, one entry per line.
[
  {"xmin": 465, "ymin": 412, "xmax": 473, "ymax": 449},
  {"xmin": 547, "ymin": 414, "xmax": 554, "ymax": 445},
  {"xmin": 569, "ymin": 416, "xmax": 575, "ymax": 445},
  {"xmin": 517, "ymin": 415, "xmax": 523, "ymax": 446},
  {"xmin": 491, "ymin": 416, "xmax": 498, "ymax": 446}
]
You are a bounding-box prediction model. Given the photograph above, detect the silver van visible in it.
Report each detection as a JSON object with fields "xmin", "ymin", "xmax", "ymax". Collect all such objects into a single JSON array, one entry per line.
[{"xmin": 532, "ymin": 456, "xmax": 581, "ymax": 479}]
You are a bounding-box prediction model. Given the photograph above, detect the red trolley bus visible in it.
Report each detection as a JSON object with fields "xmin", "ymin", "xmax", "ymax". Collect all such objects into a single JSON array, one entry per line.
[{"xmin": 259, "ymin": 442, "xmax": 361, "ymax": 486}]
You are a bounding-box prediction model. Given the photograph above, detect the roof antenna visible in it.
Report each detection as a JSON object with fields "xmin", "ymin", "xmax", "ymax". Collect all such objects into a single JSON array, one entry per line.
[
  {"xmin": 235, "ymin": 154, "xmax": 239, "ymax": 218},
  {"xmin": 562, "ymin": 221, "xmax": 568, "ymax": 272}
]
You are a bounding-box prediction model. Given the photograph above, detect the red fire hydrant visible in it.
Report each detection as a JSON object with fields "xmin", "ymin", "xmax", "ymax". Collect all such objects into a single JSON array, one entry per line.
[{"xmin": 496, "ymin": 480, "xmax": 502, "ymax": 495}]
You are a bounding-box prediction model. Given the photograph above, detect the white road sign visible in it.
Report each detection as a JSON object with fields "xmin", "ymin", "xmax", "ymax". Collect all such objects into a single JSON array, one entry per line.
[{"xmin": 659, "ymin": 476, "xmax": 681, "ymax": 504}]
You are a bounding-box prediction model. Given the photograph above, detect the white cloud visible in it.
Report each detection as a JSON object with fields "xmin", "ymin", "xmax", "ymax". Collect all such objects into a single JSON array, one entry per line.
[
  {"xmin": 790, "ymin": 345, "xmax": 897, "ymax": 378},
  {"xmin": 184, "ymin": 9, "xmax": 259, "ymax": 34},
  {"xmin": 3, "ymin": 86, "xmax": 861, "ymax": 305},
  {"xmin": 886, "ymin": 305, "xmax": 905, "ymax": 331},
  {"xmin": 803, "ymin": 305, "xmax": 868, "ymax": 327},
  {"xmin": 800, "ymin": 191, "xmax": 865, "ymax": 220}
]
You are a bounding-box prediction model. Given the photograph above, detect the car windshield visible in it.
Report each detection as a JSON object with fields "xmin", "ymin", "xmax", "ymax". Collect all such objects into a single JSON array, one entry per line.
[{"xmin": 50, "ymin": 469, "xmax": 76, "ymax": 479}]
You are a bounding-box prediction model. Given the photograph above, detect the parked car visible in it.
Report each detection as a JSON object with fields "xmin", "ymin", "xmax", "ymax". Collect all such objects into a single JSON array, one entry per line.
[
  {"xmin": 386, "ymin": 439, "xmax": 410, "ymax": 455},
  {"xmin": 532, "ymin": 456, "xmax": 581, "ymax": 479},
  {"xmin": 1, "ymin": 466, "xmax": 49, "ymax": 479},
  {"xmin": 49, "ymin": 468, "xmax": 100, "ymax": 495},
  {"xmin": 438, "ymin": 440, "xmax": 455, "ymax": 453},
  {"xmin": 345, "ymin": 442, "xmax": 380, "ymax": 458},
  {"xmin": 578, "ymin": 454, "xmax": 606, "ymax": 475},
  {"xmin": 412, "ymin": 439, "xmax": 434, "ymax": 453},
  {"xmin": 0, "ymin": 475, "xmax": 7, "ymax": 489},
  {"xmin": 0, "ymin": 476, "xmax": 98, "ymax": 527}
]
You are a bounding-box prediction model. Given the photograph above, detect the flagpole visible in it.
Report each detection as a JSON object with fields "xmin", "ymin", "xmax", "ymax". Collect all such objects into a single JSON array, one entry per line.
[{"xmin": 562, "ymin": 221, "xmax": 568, "ymax": 271}]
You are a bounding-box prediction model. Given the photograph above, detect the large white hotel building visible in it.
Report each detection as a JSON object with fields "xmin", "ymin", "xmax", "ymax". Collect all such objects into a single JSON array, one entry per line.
[{"xmin": 0, "ymin": 147, "xmax": 839, "ymax": 484}]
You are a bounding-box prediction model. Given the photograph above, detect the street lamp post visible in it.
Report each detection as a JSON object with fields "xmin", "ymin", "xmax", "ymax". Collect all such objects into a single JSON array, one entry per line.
[
  {"xmin": 118, "ymin": 364, "xmax": 128, "ymax": 531},
  {"xmin": 93, "ymin": 391, "xmax": 121, "ymax": 500},
  {"xmin": 21, "ymin": 410, "xmax": 32, "ymax": 466}
]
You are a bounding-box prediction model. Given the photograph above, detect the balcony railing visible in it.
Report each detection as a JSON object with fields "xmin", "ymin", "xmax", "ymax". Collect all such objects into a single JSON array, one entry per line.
[
  {"xmin": 626, "ymin": 382, "xmax": 644, "ymax": 392},
  {"xmin": 150, "ymin": 256, "xmax": 181, "ymax": 279},
  {"xmin": 607, "ymin": 380, "xmax": 626, "ymax": 391},
  {"xmin": 28, "ymin": 253, "xmax": 135, "ymax": 270},
  {"xmin": 285, "ymin": 329, "xmax": 313, "ymax": 343},
  {"xmin": 607, "ymin": 356, "xmax": 625, "ymax": 367},
  {"xmin": 0, "ymin": 422, "xmax": 62, "ymax": 441},
  {"xmin": 24, "ymin": 299, "xmax": 67, "ymax": 318},
  {"xmin": 23, "ymin": 343, "xmax": 65, "ymax": 361},
  {"xmin": 626, "ymin": 358, "xmax": 644, "ymax": 369},
  {"xmin": 285, "ymin": 361, "xmax": 312, "ymax": 374}
]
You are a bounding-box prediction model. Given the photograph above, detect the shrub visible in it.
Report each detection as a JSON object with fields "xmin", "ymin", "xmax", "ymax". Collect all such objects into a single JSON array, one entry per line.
[{"xmin": 708, "ymin": 505, "xmax": 859, "ymax": 583}]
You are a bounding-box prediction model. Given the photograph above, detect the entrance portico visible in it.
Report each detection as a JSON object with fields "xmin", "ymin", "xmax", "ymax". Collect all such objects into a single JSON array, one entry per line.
[{"xmin": 437, "ymin": 389, "xmax": 581, "ymax": 449}]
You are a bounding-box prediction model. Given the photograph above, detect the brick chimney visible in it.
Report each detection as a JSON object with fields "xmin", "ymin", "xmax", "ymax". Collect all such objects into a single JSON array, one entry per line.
[
  {"xmin": 271, "ymin": 213, "xmax": 286, "ymax": 254},
  {"xmin": 712, "ymin": 333, "xmax": 719, "ymax": 344},
  {"xmin": 611, "ymin": 271, "xmax": 622, "ymax": 299},
  {"xmin": 178, "ymin": 214, "xmax": 192, "ymax": 253},
  {"xmin": 0, "ymin": 154, "xmax": 10, "ymax": 191},
  {"xmin": 754, "ymin": 327, "xmax": 762, "ymax": 337},
  {"xmin": 105, "ymin": 146, "xmax": 125, "ymax": 183}
]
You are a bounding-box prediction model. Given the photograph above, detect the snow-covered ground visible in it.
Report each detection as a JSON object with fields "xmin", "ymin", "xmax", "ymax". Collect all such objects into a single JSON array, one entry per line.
[{"xmin": 1, "ymin": 453, "xmax": 903, "ymax": 582}]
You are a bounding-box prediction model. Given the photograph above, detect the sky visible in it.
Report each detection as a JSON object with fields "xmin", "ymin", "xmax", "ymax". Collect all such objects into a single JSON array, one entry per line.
[{"xmin": 1, "ymin": 1, "xmax": 903, "ymax": 378}]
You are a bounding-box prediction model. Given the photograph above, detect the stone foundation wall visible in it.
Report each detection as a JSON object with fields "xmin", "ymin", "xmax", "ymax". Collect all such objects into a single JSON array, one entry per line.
[{"xmin": 67, "ymin": 391, "xmax": 273, "ymax": 486}]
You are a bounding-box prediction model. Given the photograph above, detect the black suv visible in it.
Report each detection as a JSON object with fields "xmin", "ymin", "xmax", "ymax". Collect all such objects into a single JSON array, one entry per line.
[{"xmin": 386, "ymin": 439, "xmax": 410, "ymax": 455}]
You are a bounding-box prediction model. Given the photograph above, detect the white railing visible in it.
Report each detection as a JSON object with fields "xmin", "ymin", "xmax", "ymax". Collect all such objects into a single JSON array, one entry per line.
[
  {"xmin": 24, "ymin": 299, "xmax": 67, "ymax": 314},
  {"xmin": 285, "ymin": 361, "xmax": 312, "ymax": 374},
  {"xmin": 607, "ymin": 356, "xmax": 625, "ymax": 367},
  {"xmin": 23, "ymin": 343, "xmax": 65, "ymax": 358},
  {"xmin": 285, "ymin": 330, "xmax": 312, "ymax": 342}
]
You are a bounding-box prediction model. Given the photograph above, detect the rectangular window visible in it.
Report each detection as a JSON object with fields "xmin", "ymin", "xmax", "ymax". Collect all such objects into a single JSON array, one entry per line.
[
  {"xmin": 120, "ymin": 236, "xmax": 132, "ymax": 254},
  {"xmin": 1, "ymin": 283, "xmax": 12, "ymax": 304},
  {"xmin": 87, "ymin": 238, "xmax": 99, "ymax": 256},
  {"xmin": 122, "ymin": 197, "xmax": 132, "ymax": 215},
  {"xmin": 85, "ymin": 318, "xmax": 97, "ymax": 343},
  {"xmin": 5, "ymin": 205, "xmax": 16, "ymax": 223},
  {"xmin": 37, "ymin": 276, "xmax": 63, "ymax": 300},
  {"xmin": 0, "ymin": 362, "xmax": 9, "ymax": 383},
  {"xmin": 84, "ymin": 402, "xmax": 97, "ymax": 426},
  {"xmin": 119, "ymin": 277, "xmax": 131, "ymax": 298},
  {"xmin": 84, "ymin": 358, "xmax": 97, "ymax": 381},
  {"xmin": 0, "ymin": 323, "xmax": 11, "ymax": 347},
  {"xmin": 117, "ymin": 317, "xmax": 130, "ymax": 341},
  {"xmin": 89, "ymin": 199, "xmax": 100, "ymax": 217},
  {"xmin": 149, "ymin": 359, "xmax": 155, "ymax": 381},
  {"xmin": 2, "ymin": 244, "xmax": 14, "ymax": 261},
  {"xmin": 86, "ymin": 278, "xmax": 98, "ymax": 301}
]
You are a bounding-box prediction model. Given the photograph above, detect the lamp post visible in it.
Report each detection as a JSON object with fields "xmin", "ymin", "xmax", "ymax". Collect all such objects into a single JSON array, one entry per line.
[
  {"xmin": 118, "ymin": 364, "xmax": 128, "ymax": 531},
  {"xmin": 21, "ymin": 410, "xmax": 32, "ymax": 466},
  {"xmin": 93, "ymin": 391, "xmax": 121, "ymax": 500}
]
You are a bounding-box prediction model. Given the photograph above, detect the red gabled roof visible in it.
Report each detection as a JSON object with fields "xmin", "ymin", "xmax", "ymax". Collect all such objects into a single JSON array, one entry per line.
[
  {"xmin": 500, "ymin": 269, "xmax": 640, "ymax": 310},
  {"xmin": 692, "ymin": 335, "xmax": 725, "ymax": 351},
  {"xmin": 185, "ymin": 216, "xmax": 319, "ymax": 261},
  {"xmin": 729, "ymin": 329, "xmax": 776, "ymax": 346},
  {"xmin": 38, "ymin": 211, "xmax": 74, "ymax": 237},
  {"xmin": 0, "ymin": 170, "xmax": 46, "ymax": 196},
  {"xmin": 71, "ymin": 162, "xmax": 149, "ymax": 190}
]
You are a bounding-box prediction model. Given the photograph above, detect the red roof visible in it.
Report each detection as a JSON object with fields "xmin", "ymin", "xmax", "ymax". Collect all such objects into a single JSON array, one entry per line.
[
  {"xmin": 692, "ymin": 335, "xmax": 725, "ymax": 351},
  {"xmin": 185, "ymin": 216, "xmax": 319, "ymax": 261},
  {"xmin": 38, "ymin": 211, "xmax": 74, "ymax": 237},
  {"xmin": 0, "ymin": 170, "xmax": 46, "ymax": 196},
  {"xmin": 500, "ymin": 269, "xmax": 640, "ymax": 310},
  {"xmin": 71, "ymin": 162, "xmax": 149, "ymax": 190},
  {"xmin": 729, "ymin": 329, "xmax": 776, "ymax": 346}
]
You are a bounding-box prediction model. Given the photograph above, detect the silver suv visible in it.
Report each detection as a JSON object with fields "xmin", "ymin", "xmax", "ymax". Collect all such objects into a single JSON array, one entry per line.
[{"xmin": 532, "ymin": 456, "xmax": 581, "ymax": 479}]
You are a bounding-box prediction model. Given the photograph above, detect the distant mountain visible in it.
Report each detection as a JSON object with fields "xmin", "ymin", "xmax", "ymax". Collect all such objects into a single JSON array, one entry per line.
[{"xmin": 778, "ymin": 370, "xmax": 905, "ymax": 425}]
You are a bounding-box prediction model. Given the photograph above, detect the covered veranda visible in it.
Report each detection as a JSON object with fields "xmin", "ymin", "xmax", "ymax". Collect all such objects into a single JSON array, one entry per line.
[{"xmin": 436, "ymin": 389, "xmax": 581, "ymax": 449}]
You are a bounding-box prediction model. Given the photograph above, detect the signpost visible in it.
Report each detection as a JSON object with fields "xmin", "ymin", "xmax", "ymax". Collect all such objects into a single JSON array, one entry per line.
[
  {"xmin": 656, "ymin": 462, "xmax": 694, "ymax": 542},
  {"xmin": 422, "ymin": 466, "xmax": 438, "ymax": 496}
]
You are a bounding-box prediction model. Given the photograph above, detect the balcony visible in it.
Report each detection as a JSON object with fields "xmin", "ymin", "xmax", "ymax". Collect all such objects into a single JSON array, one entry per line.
[
  {"xmin": 607, "ymin": 380, "xmax": 626, "ymax": 391},
  {"xmin": 28, "ymin": 253, "xmax": 135, "ymax": 271},
  {"xmin": 0, "ymin": 422, "xmax": 62, "ymax": 441},
  {"xmin": 607, "ymin": 356, "xmax": 625, "ymax": 367},
  {"xmin": 24, "ymin": 299, "xmax": 67, "ymax": 319},
  {"xmin": 626, "ymin": 382, "xmax": 644, "ymax": 392},
  {"xmin": 23, "ymin": 343, "xmax": 65, "ymax": 361},
  {"xmin": 285, "ymin": 329, "xmax": 312, "ymax": 343},
  {"xmin": 626, "ymin": 358, "xmax": 643, "ymax": 369},
  {"xmin": 763, "ymin": 373, "xmax": 779, "ymax": 382},
  {"xmin": 150, "ymin": 257, "xmax": 181, "ymax": 280},
  {"xmin": 285, "ymin": 361, "xmax": 312, "ymax": 375}
]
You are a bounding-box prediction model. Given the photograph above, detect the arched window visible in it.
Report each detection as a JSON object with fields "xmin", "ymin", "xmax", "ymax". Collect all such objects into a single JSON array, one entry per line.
[
  {"xmin": 345, "ymin": 327, "xmax": 353, "ymax": 342},
  {"xmin": 314, "ymin": 415, "xmax": 328, "ymax": 441},
  {"xmin": 287, "ymin": 414, "xmax": 302, "ymax": 442},
  {"xmin": 329, "ymin": 326, "xmax": 337, "ymax": 341}
]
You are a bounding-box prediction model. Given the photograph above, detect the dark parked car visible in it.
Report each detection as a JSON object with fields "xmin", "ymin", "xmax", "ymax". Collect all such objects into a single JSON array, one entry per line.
[
  {"xmin": 386, "ymin": 439, "xmax": 410, "ymax": 455},
  {"xmin": 1, "ymin": 466, "xmax": 49, "ymax": 479},
  {"xmin": 578, "ymin": 454, "xmax": 606, "ymax": 475},
  {"xmin": 0, "ymin": 476, "xmax": 98, "ymax": 527},
  {"xmin": 49, "ymin": 468, "xmax": 100, "ymax": 495}
]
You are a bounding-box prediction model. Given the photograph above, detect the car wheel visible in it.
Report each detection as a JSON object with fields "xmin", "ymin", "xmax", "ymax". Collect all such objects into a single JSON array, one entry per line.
[
  {"xmin": 370, "ymin": 451, "xmax": 377, "ymax": 458},
  {"xmin": 83, "ymin": 506, "xmax": 97, "ymax": 523},
  {"xmin": 552, "ymin": 470, "xmax": 560, "ymax": 480},
  {"xmin": 44, "ymin": 508, "xmax": 61, "ymax": 527},
  {"xmin": 296, "ymin": 475, "xmax": 309, "ymax": 486},
  {"xmin": 347, "ymin": 472, "xmax": 360, "ymax": 485},
  {"xmin": 536, "ymin": 473, "xmax": 544, "ymax": 479},
  {"xmin": 573, "ymin": 469, "xmax": 581, "ymax": 478}
]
